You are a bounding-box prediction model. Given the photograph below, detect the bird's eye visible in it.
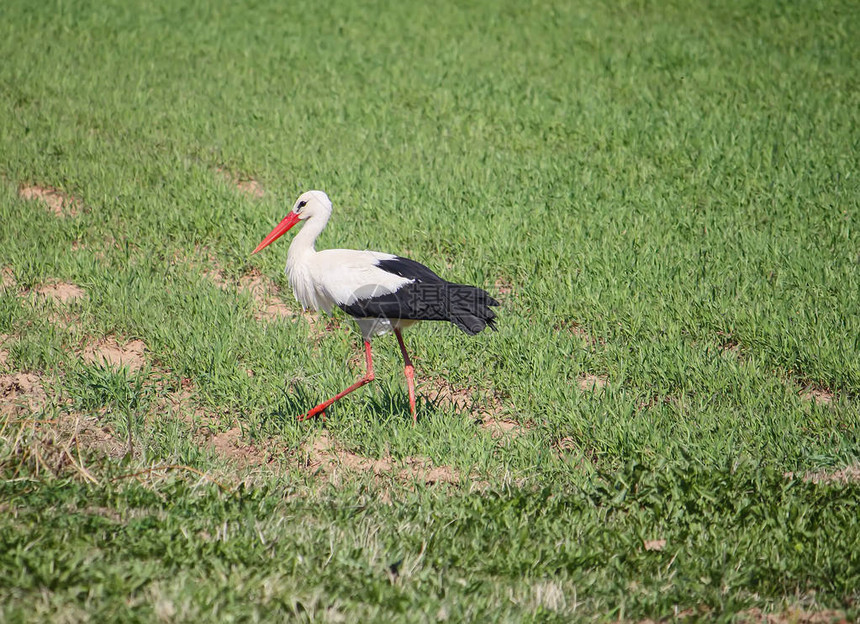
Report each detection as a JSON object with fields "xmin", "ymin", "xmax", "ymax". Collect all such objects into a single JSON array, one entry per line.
[{"xmin": 297, "ymin": 200, "xmax": 308, "ymax": 211}]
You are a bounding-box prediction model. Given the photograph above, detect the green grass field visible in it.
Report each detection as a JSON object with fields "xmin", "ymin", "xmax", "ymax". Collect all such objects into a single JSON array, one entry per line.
[{"xmin": 1, "ymin": 0, "xmax": 859, "ymax": 620}]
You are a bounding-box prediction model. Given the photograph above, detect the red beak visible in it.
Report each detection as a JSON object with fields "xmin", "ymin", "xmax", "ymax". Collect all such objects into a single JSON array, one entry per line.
[{"xmin": 252, "ymin": 212, "xmax": 300, "ymax": 254}]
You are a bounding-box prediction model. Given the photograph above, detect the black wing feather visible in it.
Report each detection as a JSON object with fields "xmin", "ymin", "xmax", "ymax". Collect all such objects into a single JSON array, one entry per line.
[
  {"xmin": 375, "ymin": 257, "xmax": 446, "ymax": 283},
  {"xmin": 338, "ymin": 256, "xmax": 499, "ymax": 335}
]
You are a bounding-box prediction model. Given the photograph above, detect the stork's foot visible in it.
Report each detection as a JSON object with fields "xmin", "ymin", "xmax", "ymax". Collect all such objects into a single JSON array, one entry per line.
[
  {"xmin": 394, "ymin": 328, "xmax": 417, "ymax": 426},
  {"xmin": 296, "ymin": 340, "xmax": 374, "ymax": 424},
  {"xmin": 404, "ymin": 364, "xmax": 416, "ymax": 425},
  {"xmin": 298, "ymin": 406, "xmax": 325, "ymax": 422}
]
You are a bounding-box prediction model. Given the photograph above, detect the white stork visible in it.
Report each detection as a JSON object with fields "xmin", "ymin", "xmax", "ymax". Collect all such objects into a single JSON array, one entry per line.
[{"xmin": 252, "ymin": 190, "xmax": 498, "ymax": 424}]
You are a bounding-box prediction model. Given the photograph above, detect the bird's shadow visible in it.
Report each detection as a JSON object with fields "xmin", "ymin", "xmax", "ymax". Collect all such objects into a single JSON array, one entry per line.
[
  {"xmin": 254, "ymin": 385, "xmax": 318, "ymax": 432},
  {"xmin": 362, "ymin": 388, "xmax": 422, "ymax": 425},
  {"xmin": 263, "ymin": 383, "xmax": 450, "ymax": 429},
  {"xmin": 356, "ymin": 385, "xmax": 464, "ymax": 428}
]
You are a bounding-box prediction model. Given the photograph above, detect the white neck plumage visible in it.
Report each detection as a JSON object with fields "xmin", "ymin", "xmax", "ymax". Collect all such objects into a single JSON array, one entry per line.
[
  {"xmin": 287, "ymin": 212, "xmax": 329, "ymax": 266},
  {"xmin": 285, "ymin": 212, "xmax": 331, "ymax": 312}
]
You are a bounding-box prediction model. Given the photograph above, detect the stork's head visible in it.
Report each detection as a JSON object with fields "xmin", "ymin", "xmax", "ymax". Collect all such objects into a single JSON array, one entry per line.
[
  {"xmin": 252, "ymin": 190, "xmax": 332, "ymax": 254},
  {"xmin": 292, "ymin": 190, "xmax": 332, "ymax": 220}
]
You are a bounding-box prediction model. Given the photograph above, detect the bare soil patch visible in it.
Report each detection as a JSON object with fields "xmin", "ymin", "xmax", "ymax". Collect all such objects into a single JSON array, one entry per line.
[
  {"xmin": 552, "ymin": 436, "xmax": 597, "ymax": 471},
  {"xmin": 716, "ymin": 330, "xmax": 742, "ymax": 356},
  {"xmin": 1, "ymin": 266, "xmax": 14, "ymax": 290},
  {"xmin": 480, "ymin": 416, "xmax": 520, "ymax": 435},
  {"xmin": 553, "ymin": 437, "xmax": 578, "ymax": 454},
  {"xmin": 577, "ymin": 373, "xmax": 607, "ymax": 392},
  {"xmin": 423, "ymin": 377, "xmax": 521, "ymax": 438},
  {"xmin": 315, "ymin": 316, "xmax": 348, "ymax": 342},
  {"xmin": 478, "ymin": 416, "xmax": 528, "ymax": 441},
  {"xmin": 156, "ymin": 376, "xmax": 456, "ymax": 478},
  {"xmin": 0, "ymin": 335, "xmax": 10, "ymax": 370},
  {"xmin": 556, "ymin": 319, "xmax": 604, "ymax": 346},
  {"xmin": 205, "ymin": 426, "xmax": 271, "ymax": 468},
  {"xmin": 307, "ymin": 434, "xmax": 393, "ymax": 474},
  {"xmin": 196, "ymin": 250, "xmax": 326, "ymax": 336},
  {"xmin": 156, "ymin": 378, "xmax": 199, "ymax": 423},
  {"xmin": 81, "ymin": 337, "xmax": 147, "ymax": 371},
  {"xmin": 259, "ymin": 298, "xmax": 295, "ymax": 322},
  {"xmin": 637, "ymin": 394, "xmax": 679, "ymax": 412},
  {"xmin": 735, "ymin": 607, "xmax": 848, "ymax": 624},
  {"xmin": 236, "ymin": 268, "xmax": 267, "ymax": 295},
  {"xmin": 61, "ymin": 411, "xmax": 128, "ymax": 460},
  {"xmin": 1, "ymin": 371, "xmax": 124, "ymax": 478},
  {"xmin": 18, "ymin": 184, "xmax": 80, "ymax": 217},
  {"xmin": 2, "ymin": 413, "xmax": 127, "ymax": 482},
  {"xmin": 424, "ymin": 376, "xmax": 503, "ymax": 416},
  {"xmin": 1, "ymin": 372, "xmax": 48, "ymax": 417},
  {"xmin": 33, "ymin": 281, "xmax": 86, "ymax": 303},
  {"xmin": 216, "ymin": 168, "xmax": 264, "ymax": 199},
  {"xmin": 799, "ymin": 384, "xmax": 834, "ymax": 406},
  {"xmin": 207, "ymin": 264, "xmax": 312, "ymax": 325},
  {"xmin": 67, "ymin": 239, "xmax": 112, "ymax": 264},
  {"xmin": 24, "ymin": 281, "xmax": 87, "ymax": 330},
  {"xmin": 638, "ymin": 607, "xmax": 848, "ymax": 624},
  {"xmin": 305, "ymin": 434, "xmax": 459, "ymax": 485},
  {"xmin": 237, "ymin": 268, "xmax": 299, "ymax": 323},
  {"xmin": 786, "ymin": 464, "xmax": 860, "ymax": 486},
  {"xmin": 494, "ymin": 277, "xmax": 515, "ymax": 301},
  {"xmin": 237, "ymin": 179, "xmax": 265, "ymax": 198},
  {"xmin": 157, "ymin": 379, "xmax": 276, "ymax": 469}
]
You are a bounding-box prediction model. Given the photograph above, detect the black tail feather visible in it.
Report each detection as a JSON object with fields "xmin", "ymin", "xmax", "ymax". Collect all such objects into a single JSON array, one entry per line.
[
  {"xmin": 445, "ymin": 284, "xmax": 498, "ymax": 335},
  {"xmin": 339, "ymin": 281, "xmax": 499, "ymax": 335}
]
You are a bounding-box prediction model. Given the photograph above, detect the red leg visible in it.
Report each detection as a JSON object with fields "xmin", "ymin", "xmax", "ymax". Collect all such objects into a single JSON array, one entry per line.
[
  {"xmin": 394, "ymin": 328, "xmax": 417, "ymax": 424},
  {"xmin": 299, "ymin": 340, "xmax": 375, "ymax": 421}
]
